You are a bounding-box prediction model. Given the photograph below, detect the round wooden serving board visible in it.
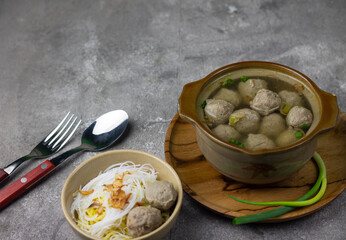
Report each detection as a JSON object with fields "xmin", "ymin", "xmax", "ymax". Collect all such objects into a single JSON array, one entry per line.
[{"xmin": 164, "ymin": 112, "xmax": 346, "ymax": 222}]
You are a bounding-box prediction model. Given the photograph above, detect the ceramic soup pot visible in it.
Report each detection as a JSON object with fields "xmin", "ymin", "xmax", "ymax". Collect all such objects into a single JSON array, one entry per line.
[{"xmin": 178, "ymin": 61, "xmax": 338, "ymax": 184}]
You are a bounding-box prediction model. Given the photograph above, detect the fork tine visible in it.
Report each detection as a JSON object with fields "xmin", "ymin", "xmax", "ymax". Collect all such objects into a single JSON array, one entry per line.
[
  {"xmin": 47, "ymin": 114, "xmax": 75, "ymax": 146},
  {"xmin": 52, "ymin": 116, "xmax": 78, "ymax": 149},
  {"xmin": 55, "ymin": 119, "xmax": 82, "ymax": 151},
  {"xmin": 44, "ymin": 112, "xmax": 70, "ymax": 143}
]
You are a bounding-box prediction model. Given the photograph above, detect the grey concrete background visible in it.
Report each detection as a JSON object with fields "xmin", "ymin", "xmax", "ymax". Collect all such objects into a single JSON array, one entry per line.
[{"xmin": 0, "ymin": 0, "xmax": 345, "ymax": 239}]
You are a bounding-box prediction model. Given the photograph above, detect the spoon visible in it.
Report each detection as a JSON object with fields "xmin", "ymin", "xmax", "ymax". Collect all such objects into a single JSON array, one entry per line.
[{"xmin": 0, "ymin": 110, "xmax": 128, "ymax": 210}]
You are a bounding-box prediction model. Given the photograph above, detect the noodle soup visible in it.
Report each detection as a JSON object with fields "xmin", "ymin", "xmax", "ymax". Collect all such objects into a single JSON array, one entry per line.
[{"xmin": 71, "ymin": 161, "xmax": 177, "ymax": 239}]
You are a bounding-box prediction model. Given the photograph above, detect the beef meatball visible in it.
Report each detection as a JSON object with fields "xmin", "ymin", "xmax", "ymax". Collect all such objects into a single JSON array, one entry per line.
[
  {"xmin": 145, "ymin": 180, "xmax": 177, "ymax": 211},
  {"xmin": 244, "ymin": 133, "xmax": 276, "ymax": 151},
  {"xmin": 259, "ymin": 113, "xmax": 286, "ymax": 138},
  {"xmin": 286, "ymin": 106, "xmax": 313, "ymax": 128},
  {"xmin": 212, "ymin": 124, "xmax": 241, "ymax": 142},
  {"xmin": 127, "ymin": 206, "xmax": 162, "ymax": 237},
  {"xmin": 238, "ymin": 78, "xmax": 268, "ymax": 105},
  {"xmin": 204, "ymin": 99, "xmax": 234, "ymax": 125},
  {"xmin": 229, "ymin": 108, "xmax": 261, "ymax": 134},
  {"xmin": 250, "ymin": 89, "xmax": 281, "ymax": 116},
  {"xmin": 276, "ymin": 128, "xmax": 305, "ymax": 147},
  {"xmin": 278, "ymin": 90, "xmax": 303, "ymax": 107},
  {"xmin": 213, "ymin": 88, "xmax": 241, "ymax": 108}
]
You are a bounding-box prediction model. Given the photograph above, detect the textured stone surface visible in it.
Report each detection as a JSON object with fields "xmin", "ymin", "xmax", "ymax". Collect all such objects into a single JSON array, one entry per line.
[{"xmin": 0, "ymin": 0, "xmax": 345, "ymax": 239}]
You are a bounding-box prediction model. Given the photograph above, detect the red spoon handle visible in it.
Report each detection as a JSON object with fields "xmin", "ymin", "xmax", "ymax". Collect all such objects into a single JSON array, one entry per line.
[
  {"xmin": 0, "ymin": 160, "xmax": 55, "ymax": 210},
  {"xmin": 0, "ymin": 169, "xmax": 9, "ymax": 185}
]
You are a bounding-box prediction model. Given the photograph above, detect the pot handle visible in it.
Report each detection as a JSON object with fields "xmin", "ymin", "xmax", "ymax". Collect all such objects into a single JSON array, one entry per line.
[
  {"xmin": 178, "ymin": 79, "xmax": 206, "ymax": 124},
  {"xmin": 317, "ymin": 89, "xmax": 339, "ymax": 132}
]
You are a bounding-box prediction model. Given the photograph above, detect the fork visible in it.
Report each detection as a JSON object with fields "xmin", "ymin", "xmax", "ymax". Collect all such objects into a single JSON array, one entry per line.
[{"xmin": 0, "ymin": 112, "xmax": 81, "ymax": 185}]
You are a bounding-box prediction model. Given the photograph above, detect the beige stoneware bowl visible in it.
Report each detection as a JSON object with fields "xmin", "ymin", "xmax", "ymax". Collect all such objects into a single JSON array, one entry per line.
[
  {"xmin": 179, "ymin": 61, "xmax": 338, "ymax": 184},
  {"xmin": 61, "ymin": 149, "xmax": 183, "ymax": 240}
]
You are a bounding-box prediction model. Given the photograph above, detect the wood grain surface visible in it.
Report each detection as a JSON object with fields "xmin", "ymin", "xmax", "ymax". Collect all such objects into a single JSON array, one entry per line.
[{"xmin": 164, "ymin": 112, "xmax": 346, "ymax": 222}]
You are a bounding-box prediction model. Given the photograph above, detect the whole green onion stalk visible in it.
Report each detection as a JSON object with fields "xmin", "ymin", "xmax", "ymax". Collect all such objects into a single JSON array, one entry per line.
[{"xmin": 231, "ymin": 152, "xmax": 327, "ymax": 225}]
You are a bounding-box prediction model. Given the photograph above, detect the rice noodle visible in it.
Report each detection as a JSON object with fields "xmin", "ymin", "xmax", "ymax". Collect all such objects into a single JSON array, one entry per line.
[{"xmin": 71, "ymin": 161, "xmax": 158, "ymax": 239}]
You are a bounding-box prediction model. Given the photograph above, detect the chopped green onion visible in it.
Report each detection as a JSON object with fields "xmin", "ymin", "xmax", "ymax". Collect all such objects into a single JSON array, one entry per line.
[
  {"xmin": 201, "ymin": 101, "xmax": 207, "ymax": 109},
  {"xmin": 295, "ymin": 131, "xmax": 303, "ymax": 138},
  {"xmin": 222, "ymin": 78, "xmax": 234, "ymax": 87},
  {"xmin": 229, "ymin": 116, "xmax": 244, "ymax": 125},
  {"xmin": 280, "ymin": 104, "xmax": 292, "ymax": 115},
  {"xmin": 229, "ymin": 138, "xmax": 244, "ymax": 147},
  {"xmin": 300, "ymin": 123, "xmax": 308, "ymax": 130},
  {"xmin": 232, "ymin": 152, "xmax": 326, "ymax": 225},
  {"xmin": 72, "ymin": 190, "xmax": 79, "ymax": 197},
  {"xmin": 240, "ymin": 76, "xmax": 248, "ymax": 82},
  {"xmin": 161, "ymin": 211, "xmax": 170, "ymax": 222},
  {"xmin": 228, "ymin": 152, "xmax": 327, "ymax": 209}
]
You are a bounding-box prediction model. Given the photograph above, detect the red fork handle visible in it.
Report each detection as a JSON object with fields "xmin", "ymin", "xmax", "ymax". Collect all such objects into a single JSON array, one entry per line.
[
  {"xmin": 0, "ymin": 169, "xmax": 9, "ymax": 185},
  {"xmin": 0, "ymin": 160, "xmax": 55, "ymax": 210}
]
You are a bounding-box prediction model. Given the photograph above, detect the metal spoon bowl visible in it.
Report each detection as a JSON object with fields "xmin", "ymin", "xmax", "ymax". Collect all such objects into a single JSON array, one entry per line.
[{"xmin": 51, "ymin": 110, "xmax": 128, "ymax": 166}]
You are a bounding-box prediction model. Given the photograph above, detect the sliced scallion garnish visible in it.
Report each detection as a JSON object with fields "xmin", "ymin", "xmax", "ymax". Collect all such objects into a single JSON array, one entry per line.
[
  {"xmin": 241, "ymin": 76, "xmax": 248, "ymax": 82},
  {"xmin": 280, "ymin": 104, "xmax": 292, "ymax": 115},
  {"xmin": 201, "ymin": 100, "xmax": 207, "ymax": 109},
  {"xmin": 300, "ymin": 123, "xmax": 308, "ymax": 131},
  {"xmin": 222, "ymin": 78, "xmax": 234, "ymax": 87},
  {"xmin": 295, "ymin": 131, "xmax": 303, "ymax": 138},
  {"xmin": 229, "ymin": 138, "xmax": 244, "ymax": 147},
  {"xmin": 229, "ymin": 116, "xmax": 244, "ymax": 125}
]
